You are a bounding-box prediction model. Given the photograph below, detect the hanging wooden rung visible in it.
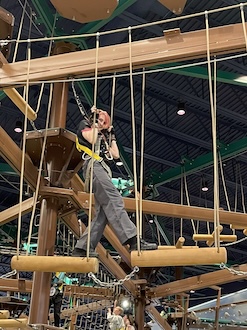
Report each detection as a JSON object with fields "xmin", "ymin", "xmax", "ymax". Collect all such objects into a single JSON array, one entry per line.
[
  {"xmin": 176, "ymin": 236, "xmax": 185, "ymax": 248},
  {"xmin": 130, "ymin": 247, "xmax": 227, "ymax": 267},
  {"xmin": 206, "ymin": 234, "xmax": 237, "ymax": 247},
  {"xmin": 0, "ymin": 318, "xmax": 28, "ymax": 327},
  {"xmin": 230, "ymin": 224, "xmax": 246, "ymax": 230},
  {"xmin": 11, "ymin": 256, "xmax": 99, "ymax": 273},
  {"xmin": 0, "ymin": 310, "xmax": 10, "ymax": 319},
  {"xmin": 158, "ymin": 245, "xmax": 199, "ymax": 249},
  {"xmin": 193, "ymin": 225, "xmax": 223, "ymax": 242}
]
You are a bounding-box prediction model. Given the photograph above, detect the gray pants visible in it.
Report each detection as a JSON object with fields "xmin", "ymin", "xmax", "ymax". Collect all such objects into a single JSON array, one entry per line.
[{"xmin": 75, "ymin": 161, "xmax": 136, "ymax": 250}]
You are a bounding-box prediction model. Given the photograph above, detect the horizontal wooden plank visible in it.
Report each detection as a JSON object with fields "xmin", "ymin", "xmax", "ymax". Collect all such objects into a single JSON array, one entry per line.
[
  {"xmin": 0, "ymin": 127, "xmax": 43, "ymax": 190},
  {"xmin": 0, "ymin": 22, "xmax": 246, "ymax": 87},
  {"xmin": 149, "ymin": 264, "xmax": 247, "ymax": 298},
  {"xmin": 77, "ymin": 191, "xmax": 247, "ymax": 227}
]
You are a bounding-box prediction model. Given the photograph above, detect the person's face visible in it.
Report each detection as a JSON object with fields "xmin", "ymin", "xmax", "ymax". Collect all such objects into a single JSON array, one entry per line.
[
  {"xmin": 97, "ymin": 115, "xmax": 105, "ymax": 129},
  {"xmin": 97, "ymin": 111, "xmax": 110, "ymax": 129},
  {"xmin": 114, "ymin": 307, "xmax": 121, "ymax": 315}
]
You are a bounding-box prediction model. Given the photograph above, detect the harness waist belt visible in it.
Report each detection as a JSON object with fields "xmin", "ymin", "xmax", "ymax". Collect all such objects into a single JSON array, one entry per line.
[{"xmin": 76, "ymin": 137, "xmax": 102, "ymax": 161}]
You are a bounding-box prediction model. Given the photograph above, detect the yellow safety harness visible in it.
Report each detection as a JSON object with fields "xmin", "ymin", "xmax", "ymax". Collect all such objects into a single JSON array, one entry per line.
[
  {"xmin": 76, "ymin": 136, "xmax": 112, "ymax": 193},
  {"xmin": 76, "ymin": 136, "xmax": 102, "ymax": 161}
]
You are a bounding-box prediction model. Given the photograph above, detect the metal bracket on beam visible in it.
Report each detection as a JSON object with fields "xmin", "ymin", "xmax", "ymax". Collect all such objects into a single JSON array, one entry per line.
[{"xmin": 163, "ymin": 28, "xmax": 183, "ymax": 43}]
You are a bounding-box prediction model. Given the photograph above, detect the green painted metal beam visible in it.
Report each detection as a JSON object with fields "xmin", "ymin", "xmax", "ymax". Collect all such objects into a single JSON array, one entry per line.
[
  {"xmin": 156, "ymin": 63, "xmax": 247, "ymax": 87},
  {"xmin": 77, "ymin": 0, "xmax": 138, "ymax": 34},
  {"xmin": 0, "ymin": 91, "xmax": 6, "ymax": 101},
  {"xmin": 31, "ymin": 0, "xmax": 56, "ymax": 35},
  {"xmin": 0, "ymin": 163, "xmax": 17, "ymax": 175},
  {"xmin": 148, "ymin": 136, "xmax": 247, "ymax": 186}
]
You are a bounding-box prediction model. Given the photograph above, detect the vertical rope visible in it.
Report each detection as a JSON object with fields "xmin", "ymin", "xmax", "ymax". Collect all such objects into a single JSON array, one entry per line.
[
  {"xmin": 240, "ymin": 4, "xmax": 247, "ymax": 52},
  {"xmin": 139, "ymin": 68, "xmax": 146, "ymax": 237},
  {"xmin": 12, "ymin": 0, "xmax": 28, "ymax": 62},
  {"xmin": 87, "ymin": 32, "xmax": 100, "ymax": 259},
  {"xmin": 183, "ymin": 172, "xmax": 197, "ymax": 235},
  {"xmin": 218, "ymin": 153, "xmax": 231, "ymax": 212},
  {"xmin": 16, "ymin": 40, "xmax": 31, "ymax": 258},
  {"xmin": 128, "ymin": 26, "xmax": 140, "ymax": 254},
  {"xmin": 35, "ymin": 13, "xmax": 57, "ymax": 117},
  {"xmin": 180, "ymin": 172, "xmax": 184, "ymax": 238},
  {"xmin": 110, "ymin": 73, "xmax": 116, "ymax": 124},
  {"xmin": 214, "ymin": 55, "xmax": 220, "ymax": 249},
  {"xmin": 205, "ymin": 11, "xmax": 220, "ymax": 249},
  {"xmin": 239, "ymin": 164, "xmax": 246, "ymax": 214},
  {"xmin": 25, "ymin": 83, "xmax": 54, "ymax": 255}
]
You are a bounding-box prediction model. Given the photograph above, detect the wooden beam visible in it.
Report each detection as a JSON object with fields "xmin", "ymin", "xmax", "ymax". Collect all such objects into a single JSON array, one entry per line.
[
  {"xmin": 0, "ymin": 22, "xmax": 247, "ymax": 87},
  {"xmin": 0, "ymin": 278, "xmax": 32, "ymax": 293},
  {"xmin": 78, "ymin": 191, "xmax": 247, "ymax": 227},
  {"xmin": 0, "ymin": 318, "xmax": 28, "ymax": 328},
  {"xmin": 0, "ymin": 197, "xmax": 34, "ymax": 225},
  {"xmin": 63, "ymin": 285, "xmax": 114, "ymax": 299},
  {"xmin": 61, "ymin": 212, "xmax": 81, "ymax": 239},
  {"xmin": 149, "ymin": 264, "xmax": 247, "ymax": 298},
  {"xmin": 3, "ymin": 88, "xmax": 37, "ymax": 121},
  {"xmin": 0, "ymin": 127, "xmax": 43, "ymax": 189},
  {"xmin": 0, "ymin": 53, "xmax": 37, "ymax": 121},
  {"xmin": 49, "ymin": 300, "xmax": 112, "ymax": 321},
  {"xmin": 146, "ymin": 304, "xmax": 172, "ymax": 330}
]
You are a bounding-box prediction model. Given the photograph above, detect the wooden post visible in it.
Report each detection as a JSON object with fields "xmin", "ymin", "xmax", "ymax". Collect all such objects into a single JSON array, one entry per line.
[
  {"xmin": 214, "ymin": 287, "xmax": 221, "ymax": 330},
  {"xmin": 29, "ymin": 197, "xmax": 59, "ymax": 324},
  {"xmin": 29, "ymin": 42, "xmax": 75, "ymax": 325},
  {"xmin": 135, "ymin": 294, "xmax": 146, "ymax": 330}
]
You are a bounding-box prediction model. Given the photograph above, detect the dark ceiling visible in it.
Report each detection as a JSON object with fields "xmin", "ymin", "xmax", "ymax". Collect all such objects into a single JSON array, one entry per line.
[{"xmin": 1, "ymin": 0, "xmax": 247, "ymax": 312}]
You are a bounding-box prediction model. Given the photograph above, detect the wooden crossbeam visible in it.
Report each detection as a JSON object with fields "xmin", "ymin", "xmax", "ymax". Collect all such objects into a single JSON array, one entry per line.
[
  {"xmin": 146, "ymin": 304, "xmax": 172, "ymax": 330},
  {"xmin": 0, "ymin": 278, "xmax": 32, "ymax": 293},
  {"xmin": 0, "ymin": 318, "xmax": 28, "ymax": 328},
  {"xmin": 0, "ymin": 127, "xmax": 44, "ymax": 189},
  {"xmin": 49, "ymin": 300, "xmax": 112, "ymax": 321},
  {"xmin": 78, "ymin": 191, "xmax": 247, "ymax": 227},
  {"xmin": 0, "ymin": 197, "xmax": 34, "ymax": 225},
  {"xmin": 3, "ymin": 88, "xmax": 37, "ymax": 121},
  {"xmin": 0, "ymin": 22, "xmax": 247, "ymax": 87},
  {"xmin": 149, "ymin": 263, "xmax": 247, "ymax": 298},
  {"xmin": 63, "ymin": 285, "xmax": 114, "ymax": 299},
  {"xmin": 0, "ymin": 53, "xmax": 36, "ymax": 120}
]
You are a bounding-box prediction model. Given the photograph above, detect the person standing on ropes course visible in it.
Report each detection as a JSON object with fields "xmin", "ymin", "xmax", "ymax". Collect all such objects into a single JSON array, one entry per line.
[
  {"xmin": 72, "ymin": 106, "xmax": 157, "ymax": 257},
  {"xmin": 49, "ymin": 272, "xmax": 65, "ymax": 327}
]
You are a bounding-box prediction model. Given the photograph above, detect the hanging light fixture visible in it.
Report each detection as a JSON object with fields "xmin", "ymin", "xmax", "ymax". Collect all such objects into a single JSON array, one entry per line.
[
  {"xmin": 14, "ymin": 120, "xmax": 23, "ymax": 133},
  {"xmin": 177, "ymin": 101, "xmax": 186, "ymax": 116},
  {"xmin": 201, "ymin": 176, "xmax": 208, "ymax": 192}
]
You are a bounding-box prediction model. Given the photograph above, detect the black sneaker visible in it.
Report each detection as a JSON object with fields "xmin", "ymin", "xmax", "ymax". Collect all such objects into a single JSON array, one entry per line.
[
  {"xmin": 72, "ymin": 248, "xmax": 99, "ymax": 258},
  {"xmin": 130, "ymin": 239, "xmax": 158, "ymax": 252}
]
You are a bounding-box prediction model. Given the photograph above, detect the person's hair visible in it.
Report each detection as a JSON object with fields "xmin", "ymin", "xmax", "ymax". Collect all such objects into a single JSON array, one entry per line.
[
  {"xmin": 125, "ymin": 314, "xmax": 134, "ymax": 325},
  {"xmin": 115, "ymin": 306, "xmax": 124, "ymax": 314}
]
